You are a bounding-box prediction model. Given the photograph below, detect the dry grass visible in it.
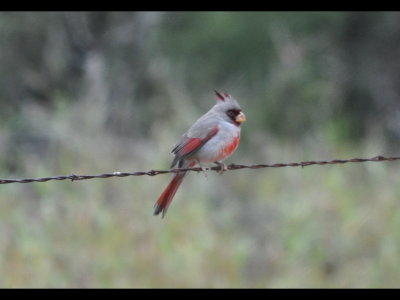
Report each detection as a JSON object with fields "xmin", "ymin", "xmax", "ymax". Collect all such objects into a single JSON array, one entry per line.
[{"xmin": 0, "ymin": 101, "xmax": 400, "ymax": 288}]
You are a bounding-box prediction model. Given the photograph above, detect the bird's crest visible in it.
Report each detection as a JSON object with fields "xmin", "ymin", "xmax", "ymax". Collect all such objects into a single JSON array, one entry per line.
[{"xmin": 214, "ymin": 90, "xmax": 230, "ymax": 102}]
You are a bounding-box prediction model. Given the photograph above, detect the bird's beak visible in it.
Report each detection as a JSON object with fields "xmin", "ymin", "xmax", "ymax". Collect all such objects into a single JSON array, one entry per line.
[{"xmin": 235, "ymin": 112, "xmax": 246, "ymax": 123}]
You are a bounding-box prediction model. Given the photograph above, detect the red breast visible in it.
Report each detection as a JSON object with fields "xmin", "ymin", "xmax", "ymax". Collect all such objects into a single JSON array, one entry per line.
[{"xmin": 214, "ymin": 136, "xmax": 240, "ymax": 162}]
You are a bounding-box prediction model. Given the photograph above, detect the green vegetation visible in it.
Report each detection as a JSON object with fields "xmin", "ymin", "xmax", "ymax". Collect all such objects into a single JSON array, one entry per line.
[{"xmin": 0, "ymin": 11, "xmax": 400, "ymax": 288}]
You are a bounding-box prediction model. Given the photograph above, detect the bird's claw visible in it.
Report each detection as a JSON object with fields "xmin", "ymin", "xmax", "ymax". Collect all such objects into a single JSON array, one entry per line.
[
  {"xmin": 214, "ymin": 161, "xmax": 228, "ymax": 175},
  {"xmin": 197, "ymin": 160, "xmax": 208, "ymax": 179}
]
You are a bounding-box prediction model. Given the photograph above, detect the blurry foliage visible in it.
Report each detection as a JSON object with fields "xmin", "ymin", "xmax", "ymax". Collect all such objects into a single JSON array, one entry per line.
[
  {"xmin": 0, "ymin": 11, "xmax": 400, "ymax": 287},
  {"xmin": 1, "ymin": 12, "xmax": 400, "ymax": 145}
]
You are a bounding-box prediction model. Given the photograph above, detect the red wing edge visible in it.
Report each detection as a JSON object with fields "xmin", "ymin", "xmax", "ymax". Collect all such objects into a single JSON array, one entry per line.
[{"xmin": 170, "ymin": 126, "xmax": 219, "ymax": 167}]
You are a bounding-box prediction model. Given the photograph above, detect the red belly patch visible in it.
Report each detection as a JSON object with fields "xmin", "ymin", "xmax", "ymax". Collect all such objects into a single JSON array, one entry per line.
[{"xmin": 217, "ymin": 136, "xmax": 240, "ymax": 161}]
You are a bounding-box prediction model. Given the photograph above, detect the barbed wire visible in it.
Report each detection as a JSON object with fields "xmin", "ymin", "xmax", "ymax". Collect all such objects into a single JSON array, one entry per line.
[{"xmin": 0, "ymin": 155, "xmax": 399, "ymax": 185}]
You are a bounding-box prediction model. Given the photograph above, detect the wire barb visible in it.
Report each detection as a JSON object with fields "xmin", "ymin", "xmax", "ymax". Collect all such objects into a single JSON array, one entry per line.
[{"xmin": 0, "ymin": 155, "xmax": 399, "ymax": 185}]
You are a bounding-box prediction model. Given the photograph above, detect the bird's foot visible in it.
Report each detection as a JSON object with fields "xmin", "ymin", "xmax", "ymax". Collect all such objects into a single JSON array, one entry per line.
[
  {"xmin": 214, "ymin": 161, "xmax": 228, "ymax": 175},
  {"xmin": 197, "ymin": 160, "xmax": 208, "ymax": 179}
]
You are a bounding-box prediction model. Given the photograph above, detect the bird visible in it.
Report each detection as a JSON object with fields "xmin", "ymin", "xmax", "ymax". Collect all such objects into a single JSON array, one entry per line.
[{"xmin": 154, "ymin": 90, "xmax": 246, "ymax": 218}]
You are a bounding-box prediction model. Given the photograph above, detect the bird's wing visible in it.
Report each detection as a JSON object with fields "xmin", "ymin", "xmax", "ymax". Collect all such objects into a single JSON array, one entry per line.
[{"xmin": 170, "ymin": 125, "xmax": 219, "ymax": 168}]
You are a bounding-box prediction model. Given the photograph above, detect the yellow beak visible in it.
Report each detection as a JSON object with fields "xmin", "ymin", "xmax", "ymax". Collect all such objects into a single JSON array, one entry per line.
[{"xmin": 235, "ymin": 111, "xmax": 246, "ymax": 123}]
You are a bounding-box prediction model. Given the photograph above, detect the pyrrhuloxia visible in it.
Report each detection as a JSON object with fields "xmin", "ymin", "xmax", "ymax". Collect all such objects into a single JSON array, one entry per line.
[{"xmin": 154, "ymin": 91, "xmax": 246, "ymax": 218}]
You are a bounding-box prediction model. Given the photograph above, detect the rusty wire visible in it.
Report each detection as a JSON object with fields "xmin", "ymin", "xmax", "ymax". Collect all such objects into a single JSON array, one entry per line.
[{"xmin": 0, "ymin": 155, "xmax": 399, "ymax": 185}]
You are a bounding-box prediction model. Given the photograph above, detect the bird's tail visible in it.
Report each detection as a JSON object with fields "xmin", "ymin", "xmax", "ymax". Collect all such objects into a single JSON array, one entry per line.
[{"xmin": 154, "ymin": 161, "xmax": 195, "ymax": 218}]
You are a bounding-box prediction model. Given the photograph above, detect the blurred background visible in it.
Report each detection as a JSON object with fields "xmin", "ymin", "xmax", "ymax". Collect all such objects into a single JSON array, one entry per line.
[{"xmin": 0, "ymin": 11, "xmax": 400, "ymax": 288}]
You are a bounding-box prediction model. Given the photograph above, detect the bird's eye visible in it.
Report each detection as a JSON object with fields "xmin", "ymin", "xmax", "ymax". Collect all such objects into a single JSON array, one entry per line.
[{"xmin": 226, "ymin": 109, "xmax": 241, "ymax": 122}]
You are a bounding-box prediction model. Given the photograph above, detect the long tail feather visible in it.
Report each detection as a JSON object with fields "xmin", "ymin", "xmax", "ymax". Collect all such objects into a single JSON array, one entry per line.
[{"xmin": 154, "ymin": 172, "xmax": 185, "ymax": 218}]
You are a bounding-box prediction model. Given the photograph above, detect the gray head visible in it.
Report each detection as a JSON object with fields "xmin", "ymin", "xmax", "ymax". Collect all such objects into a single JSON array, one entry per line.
[{"xmin": 212, "ymin": 90, "xmax": 246, "ymax": 126}]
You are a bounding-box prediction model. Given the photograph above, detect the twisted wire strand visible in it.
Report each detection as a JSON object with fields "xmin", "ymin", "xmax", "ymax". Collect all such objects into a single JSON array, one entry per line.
[{"xmin": 0, "ymin": 155, "xmax": 399, "ymax": 185}]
